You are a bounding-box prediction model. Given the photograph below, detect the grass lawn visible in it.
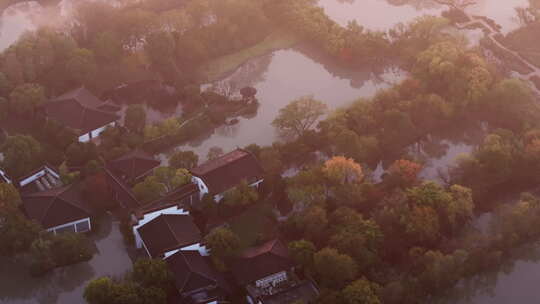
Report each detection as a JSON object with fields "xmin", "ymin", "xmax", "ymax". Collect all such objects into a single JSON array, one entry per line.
[
  {"xmin": 228, "ymin": 202, "xmax": 277, "ymax": 250},
  {"xmin": 198, "ymin": 29, "xmax": 301, "ymax": 82}
]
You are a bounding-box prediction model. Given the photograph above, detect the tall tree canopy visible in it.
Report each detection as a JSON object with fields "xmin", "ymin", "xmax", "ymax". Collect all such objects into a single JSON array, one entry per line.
[{"xmin": 272, "ymin": 95, "xmax": 328, "ymax": 139}]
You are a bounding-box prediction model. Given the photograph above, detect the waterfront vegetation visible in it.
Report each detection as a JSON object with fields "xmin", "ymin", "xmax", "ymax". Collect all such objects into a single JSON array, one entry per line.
[{"xmin": 2, "ymin": 0, "xmax": 540, "ymax": 303}]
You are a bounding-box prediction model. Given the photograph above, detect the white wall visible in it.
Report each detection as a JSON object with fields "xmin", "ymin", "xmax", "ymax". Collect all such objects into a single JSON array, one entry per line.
[
  {"xmin": 78, "ymin": 133, "xmax": 91, "ymax": 143},
  {"xmin": 255, "ymin": 271, "xmax": 288, "ymax": 288},
  {"xmin": 78, "ymin": 121, "xmax": 116, "ymax": 143},
  {"xmin": 47, "ymin": 217, "xmax": 91, "ymax": 235},
  {"xmin": 133, "ymin": 206, "xmax": 189, "ymax": 249},
  {"xmin": 194, "ymin": 177, "xmax": 264, "ymax": 203},
  {"xmin": 91, "ymin": 121, "xmax": 116, "ymax": 139},
  {"xmin": 19, "ymin": 166, "xmax": 60, "ymax": 187},
  {"xmin": 165, "ymin": 243, "xmax": 209, "ymax": 257},
  {"xmin": 192, "ymin": 176, "xmax": 209, "ymax": 198},
  {"xmin": 0, "ymin": 169, "xmax": 11, "ymax": 184}
]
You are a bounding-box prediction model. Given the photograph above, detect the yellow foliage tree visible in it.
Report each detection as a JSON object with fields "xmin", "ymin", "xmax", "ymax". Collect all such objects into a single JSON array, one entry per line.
[{"xmin": 323, "ymin": 156, "xmax": 364, "ymax": 185}]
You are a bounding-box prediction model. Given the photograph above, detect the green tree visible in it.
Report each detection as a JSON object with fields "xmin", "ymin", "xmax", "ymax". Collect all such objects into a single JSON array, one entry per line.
[
  {"xmin": 0, "ymin": 200, "xmax": 41, "ymax": 256},
  {"xmin": 329, "ymin": 209, "xmax": 383, "ymax": 269},
  {"xmin": 66, "ymin": 48, "xmax": 97, "ymax": 86},
  {"xmin": 445, "ymin": 185, "xmax": 474, "ymax": 231},
  {"xmin": 287, "ymin": 168, "xmax": 327, "ymax": 210},
  {"xmin": 145, "ymin": 31, "xmax": 176, "ymax": 76},
  {"xmin": 314, "ymin": 247, "xmax": 358, "ymax": 287},
  {"xmin": 125, "ymin": 104, "xmax": 147, "ymax": 133},
  {"xmin": 401, "ymin": 206, "xmax": 440, "ymax": 244},
  {"xmin": 0, "ymin": 182, "xmax": 21, "ymax": 207},
  {"xmin": 301, "ymin": 205, "xmax": 328, "ymax": 241},
  {"xmin": 93, "ymin": 31, "xmax": 123, "ymax": 63},
  {"xmin": 413, "ymin": 249, "xmax": 469, "ymax": 294},
  {"xmin": 288, "ymin": 239, "xmax": 316, "ymax": 270},
  {"xmin": 28, "ymin": 237, "xmax": 55, "ymax": 276},
  {"xmin": 154, "ymin": 167, "xmax": 192, "ymax": 191},
  {"xmin": 169, "ymin": 150, "xmax": 199, "ymax": 169},
  {"xmin": 342, "ymin": 277, "xmax": 382, "ymax": 304},
  {"xmin": 272, "ymin": 95, "xmax": 328, "ymax": 139},
  {"xmin": 0, "ymin": 97, "xmax": 8, "ymax": 120},
  {"xmin": 323, "ymin": 156, "xmax": 364, "ymax": 185},
  {"xmin": 66, "ymin": 141, "xmax": 99, "ymax": 167},
  {"xmin": 133, "ymin": 176, "xmax": 167, "ymax": 203},
  {"xmin": 223, "ymin": 180, "xmax": 259, "ymax": 207},
  {"xmin": 84, "ymin": 277, "xmax": 116, "ymax": 304},
  {"xmin": 4, "ymin": 52, "xmax": 23, "ymax": 85},
  {"xmin": 204, "ymin": 227, "xmax": 241, "ymax": 260},
  {"xmin": 9, "ymin": 83, "xmax": 45, "ymax": 116},
  {"xmin": 132, "ymin": 259, "xmax": 172, "ymax": 288},
  {"xmin": 1, "ymin": 135, "xmax": 42, "ymax": 178},
  {"xmin": 51, "ymin": 232, "xmax": 93, "ymax": 266},
  {"xmin": 484, "ymin": 78, "xmax": 535, "ymax": 130},
  {"xmin": 207, "ymin": 146, "xmax": 224, "ymax": 160}
]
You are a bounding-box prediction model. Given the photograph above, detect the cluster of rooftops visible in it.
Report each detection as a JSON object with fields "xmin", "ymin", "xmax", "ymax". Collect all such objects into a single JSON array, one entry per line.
[{"xmin": 1, "ymin": 130, "xmax": 319, "ymax": 304}]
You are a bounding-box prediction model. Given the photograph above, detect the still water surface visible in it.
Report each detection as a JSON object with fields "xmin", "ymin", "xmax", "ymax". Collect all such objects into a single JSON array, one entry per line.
[
  {"xmin": 0, "ymin": 216, "xmax": 132, "ymax": 304},
  {"xmin": 0, "ymin": 0, "xmax": 538, "ymax": 303}
]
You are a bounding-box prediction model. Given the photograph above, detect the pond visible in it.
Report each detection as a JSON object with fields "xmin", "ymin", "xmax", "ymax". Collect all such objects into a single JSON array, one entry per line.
[
  {"xmin": 318, "ymin": 0, "xmax": 529, "ymax": 34},
  {"xmin": 467, "ymin": 0, "xmax": 530, "ymax": 34},
  {"xmin": 158, "ymin": 46, "xmax": 406, "ymax": 162},
  {"xmin": 0, "ymin": 215, "xmax": 133, "ymax": 304},
  {"xmin": 1, "ymin": 1, "xmax": 539, "ymax": 302},
  {"xmin": 318, "ymin": 0, "xmax": 445, "ymax": 30}
]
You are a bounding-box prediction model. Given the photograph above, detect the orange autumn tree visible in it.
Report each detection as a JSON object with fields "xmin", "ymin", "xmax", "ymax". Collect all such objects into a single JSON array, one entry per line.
[
  {"xmin": 323, "ymin": 156, "xmax": 364, "ymax": 185},
  {"xmin": 388, "ymin": 159, "xmax": 423, "ymax": 186}
]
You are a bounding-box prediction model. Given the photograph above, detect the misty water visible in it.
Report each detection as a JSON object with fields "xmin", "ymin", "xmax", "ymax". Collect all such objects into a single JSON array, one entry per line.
[
  {"xmin": 0, "ymin": 0, "xmax": 538, "ymax": 303},
  {"xmin": 0, "ymin": 215, "xmax": 133, "ymax": 304},
  {"xmin": 158, "ymin": 47, "xmax": 406, "ymax": 162}
]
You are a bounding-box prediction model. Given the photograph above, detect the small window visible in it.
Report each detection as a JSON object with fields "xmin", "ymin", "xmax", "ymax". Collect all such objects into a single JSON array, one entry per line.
[
  {"xmin": 76, "ymin": 220, "xmax": 90, "ymax": 232},
  {"xmin": 55, "ymin": 224, "xmax": 76, "ymax": 234}
]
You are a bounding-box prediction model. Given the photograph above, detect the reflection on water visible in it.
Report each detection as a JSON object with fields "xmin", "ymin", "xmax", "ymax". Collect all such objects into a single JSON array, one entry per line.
[
  {"xmin": 435, "ymin": 242, "xmax": 540, "ymax": 304},
  {"xmin": 159, "ymin": 47, "xmax": 406, "ymax": 161},
  {"xmin": 466, "ymin": 0, "xmax": 530, "ymax": 34},
  {"xmin": 0, "ymin": 215, "xmax": 132, "ymax": 304},
  {"xmin": 318, "ymin": 0, "xmax": 444, "ymax": 30},
  {"xmin": 319, "ymin": 0, "xmax": 529, "ymax": 34}
]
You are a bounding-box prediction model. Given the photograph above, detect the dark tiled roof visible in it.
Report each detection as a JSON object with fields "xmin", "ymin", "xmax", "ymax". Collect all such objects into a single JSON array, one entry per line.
[
  {"xmin": 54, "ymin": 87, "xmax": 106, "ymax": 108},
  {"xmin": 107, "ymin": 150, "xmax": 161, "ymax": 183},
  {"xmin": 137, "ymin": 214, "xmax": 201, "ymax": 258},
  {"xmin": 231, "ymin": 239, "xmax": 294, "ymax": 286},
  {"xmin": 261, "ymin": 281, "xmax": 320, "ymax": 304},
  {"xmin": 190, "ymin": 149, "xmax": 264, "ymax": 195},
  {"xmin": 44, "ymin": 88, "xmax": 118, "ymax": 134},
  {"xmin": 167, "ymin": 250, "xmax": 232, "ymax": 295},
  {"xmin": 22, "ymin": 183, "xmax": 92, "ymax": 229},
  {"xmin": 135, "ymin": 183, "xmax": 199, "ymax": 220},
  {"xmin": 104, "ymin": 167, "xmax": 141, "ymax": 209}
]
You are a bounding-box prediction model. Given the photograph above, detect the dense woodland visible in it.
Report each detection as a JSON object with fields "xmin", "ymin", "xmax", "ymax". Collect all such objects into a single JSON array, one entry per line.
[{"xmin": 2, "ymin": 0, "xmax": 540, "ymax": 303}]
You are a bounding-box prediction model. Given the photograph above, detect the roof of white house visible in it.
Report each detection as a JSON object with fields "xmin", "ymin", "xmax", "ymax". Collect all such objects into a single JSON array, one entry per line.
[
  {"xmin": 190, "ymin": 149, "xmax": 264, "ymax": 194},
  {"xmin": 137, "ymin": 214, "xmax": 201, "ymax": 258},
  {"xmin": 22, "ymin": 183, "xmax": 92, "ymax": 229},
  {"xmin": 44, "ymin": 87, "xmax": 119, "ymax": 134},
  {"xmin": 18, "ymin": 165, "xmax": 62, "ymax": 194}
]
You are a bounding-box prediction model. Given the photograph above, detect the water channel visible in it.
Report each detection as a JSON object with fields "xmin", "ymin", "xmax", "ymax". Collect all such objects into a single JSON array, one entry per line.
[{"xmin": 0, "ymin": 0, "xmax": 538, "ymax": 303}]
